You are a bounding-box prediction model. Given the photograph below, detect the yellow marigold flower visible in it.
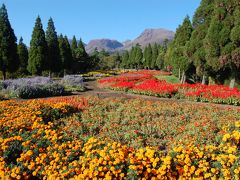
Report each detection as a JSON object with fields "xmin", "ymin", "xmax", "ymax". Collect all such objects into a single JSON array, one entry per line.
[
  {"xmin": 223, "ymin": 133, "xmax": 231, "ymax": 142},
  {"xmin": 204, "ymin": 173, "xmax": 211, "ymax": 178},
  {"xmin": 235, "ymin": 121, "xmax": 240, "ymax": 128},
  {"xmin": 11, "ymin": 172, "xmax": 17, "ymax": 178},
  {"xmin": 32, "ymin": 171, "xmax": 37, "ymax": 176},
  {"xmin": 234, "ymin": 169, "xmax": 239, "ymax": 174}
]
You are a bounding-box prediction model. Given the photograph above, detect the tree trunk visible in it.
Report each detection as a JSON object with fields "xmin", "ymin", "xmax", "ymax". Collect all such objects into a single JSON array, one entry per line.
[
  {"xmin": 2, "ymin": 70, "xmax": 6, "ymax": 80},
  {"xmin": 229, "ymin": 78, "xmax": 235, "ymax": 89},
  {"xmin": 202, "ymin": 75, "xmax": 206, "ymax": 85},
  {"xmin": 49, "ymin": 71, "xmax": 52, "ymax": 78},
  {"xmin": 181, "ymin": 71, "xmax": 186, "ymax": 84},
  {"xmin": 178, "ymin": 68, "xmax": 181, "ymax": 79}
]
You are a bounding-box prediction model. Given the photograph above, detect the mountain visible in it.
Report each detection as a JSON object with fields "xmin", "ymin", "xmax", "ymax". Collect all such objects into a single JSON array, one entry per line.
[
  {"xmin": 122, "ymin": 28, "xmax": 175, "ymax": 50},
  {"xmin": 86, "ymin": 39, "xmax": 123, "ymax": 53},
  {"xmin": 85, "ymin": 28, "xmax": 175, "ymax": 53}
]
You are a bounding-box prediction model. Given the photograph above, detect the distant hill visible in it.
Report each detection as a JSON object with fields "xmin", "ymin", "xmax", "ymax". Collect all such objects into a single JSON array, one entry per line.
[
  {"xmin": 86, "ymin": 39, "xmax": 123, "ymax": 53},
  {"xmin": 85, "ymin": 28, "xmax": 175, "ymax": 53},
  {"xmin": 122, "ymin": 28, "xmax": 175, "ymax": 50}
]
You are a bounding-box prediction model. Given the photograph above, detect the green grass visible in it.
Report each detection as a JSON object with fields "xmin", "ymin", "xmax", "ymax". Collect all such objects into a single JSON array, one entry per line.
[{"xmin": 155, "ymin": 75, "xmax": 180, "ymax": 84}]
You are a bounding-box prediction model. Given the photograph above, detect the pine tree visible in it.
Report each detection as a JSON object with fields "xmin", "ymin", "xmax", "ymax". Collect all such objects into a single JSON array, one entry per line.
[
  {"xmin": 144, "ymin": 44, "xmax": 152, "ymax": 69},
  {"xmin": 28, "ymin": 16, "xmax": 47, "ymax": 75},
  {"xmin": 64, "ymin": 35, "xmax": 73, "ymax": 73},
  {"xmin": 134, "ymin": 44, "xmax": 143, "ymax": 69},
  {"xmin": 71, "ymin": 36, "xmax": 78, "ymax": 73},
  {"xmin": 0, "ymin": 4, "xmax": 19, "ymax": 80},
  {"xmin": 187, "ymin": 0, "xmax": 214, "ymax": 82},
  {"xmin": 71, "ymin": 35, "xmax": 78, "ymax": 59},
  {"xmin": 17, "ymin": 37, "xmax": 28, "ymax": 74},
  {"xmin": 165, "ymin": 16, "xmax": 193, "ymax": 81},
  {"xmin": 151, "ymin": 43, "xmax": 158, "ymax": 69},
  {"xmin": 58, "ymin": 34, "xmax": 73, "ymax": 74},
  {"xmin": 129, "ymin": 46, "xmax": 136, "ymax": 68},
  {"xmin": 74, "ymin": 38, "xmax": 89, "ymax": 72},
  {"xmin": 46, "ymin": 17, "xmax": 62, "ymax": 76},
  {"xmin": 156, "ymin": 45, "xmax": 166, "ymax": 69},
  {"xmin": 204, "ymin": 17, "xmax": 221, "ymax": 71},
  {"xmin": 121, "ymin": 51, "xmax": 129, "ymax": 68}
]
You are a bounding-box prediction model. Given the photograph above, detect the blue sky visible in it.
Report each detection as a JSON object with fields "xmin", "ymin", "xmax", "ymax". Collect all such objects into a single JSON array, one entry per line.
[{"xmin": 1, "ymin": 0, "xmax": 201, "ymax": 45}]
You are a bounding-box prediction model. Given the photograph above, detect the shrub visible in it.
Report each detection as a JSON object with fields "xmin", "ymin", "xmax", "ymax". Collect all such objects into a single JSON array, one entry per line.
[
  {"xmin": 16, "ymin": 83, "xmax": 65, "ymax": 99},
  {"xmin": 61, "ymin": 75, "xmax": 84, "ymax": 92},
  {"xmin": 0, "ymin": 77, "xmax": 65, "ymax": 99}
]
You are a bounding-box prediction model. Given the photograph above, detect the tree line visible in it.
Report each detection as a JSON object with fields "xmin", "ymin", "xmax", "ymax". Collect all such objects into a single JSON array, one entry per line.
[
  {"xmin": 119, "ymin": 0, "xmax": 240, "ymax": 86},
  {"xmin": 0, "ymin": 4, "xmax": 93, "ymax": 80},
  {"xmin": 165, "ymin": 0, "xmax": 240, "ymax": 86},
  {"xmin": 120, "ymin": 41, "xmax": 169, "ymax": 70}
]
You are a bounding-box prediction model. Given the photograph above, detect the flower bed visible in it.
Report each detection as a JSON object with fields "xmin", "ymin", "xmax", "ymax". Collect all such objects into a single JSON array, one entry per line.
[
  {"xmin": 0, "ymin": 97, "xmax": 239, "ymax": 179},
  {"xmin": 98, "ymin": 70, "xmax": 240, "ymax": 105},
  {"xmin": 0, "ymin": 77, "xmax": 65, "ymax": 99},
  {"xmin": 61, "ymin": 75, "xmax": 84, "ymax": 92}
]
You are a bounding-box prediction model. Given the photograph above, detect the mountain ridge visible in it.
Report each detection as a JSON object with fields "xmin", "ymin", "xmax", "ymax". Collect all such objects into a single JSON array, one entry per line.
[{"xmin": 85, "ymin": 28, "xmax": 175, "ymax": 53}]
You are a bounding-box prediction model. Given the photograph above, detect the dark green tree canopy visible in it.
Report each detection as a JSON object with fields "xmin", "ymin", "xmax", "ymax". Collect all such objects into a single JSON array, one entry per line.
[
  {"xmin": 46, "ymin": 17, "xmax": 62, "ymax": 73},
  {"xmin": 0, "ymin": 4, "xmax": 19, "ymax": 79},
  {"xmin": 17, "ymin": 37, "xmax": 28, "ymax": 74}
]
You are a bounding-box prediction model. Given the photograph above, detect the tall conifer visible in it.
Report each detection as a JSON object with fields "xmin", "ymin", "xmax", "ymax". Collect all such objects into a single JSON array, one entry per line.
[
  {"xmin": 0, "ymin": 4, "xmax": 19, "ymax": 79},
  {"xmin": 28, "ymin": 16, "xmax": 47, "ymax": 75}
]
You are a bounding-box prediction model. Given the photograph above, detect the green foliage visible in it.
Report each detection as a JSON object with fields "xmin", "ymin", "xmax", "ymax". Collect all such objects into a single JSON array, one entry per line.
[
  {"xmin": 144, "ymin": 44, "xmax": 152, "ymax": 69},
  {"xmin": 0, "ymin": 4, "xmax": 19, "ymax": 80},
  {"xmin": 121, "ymin": 51, "xmax": 129, "ymax": 68},
  {"xmin": 156, "ymin": 46, "xmax": 165, "ymax": 69},
  {"xmin": 134, "ymin": 44, "xmax": 143, "ymax": 68},
  {"xmin": 46, "ymin": 18, "xmax": 62, "ymax": 74},
  {"xmin": 156, "ymin": 75, "xmax": 180, "ymax": 84},
  {"xmin": 58, "ymin": 34, "xmax": 73, "ymax": 74},
  {"xmin": 75, "ymin": 39, "xmax": 89, "ymax": 72},
  {"xmin": 17, "ymin": 37, "xmax": 28, "ymax": 75},
  {"xmin": 151, "ymin": 43, "xmax": 158, "ymax": 69},
  {"xmin": 28, "ymin": 16, "xmax": 47, "ymax": 75},
  {"xmin": 165, "ymin": 16, "xmax": 193, "ymax": 76},
  {"xmin": 71, "ymin": 35, "xmax": 78, "ymax": 62}
]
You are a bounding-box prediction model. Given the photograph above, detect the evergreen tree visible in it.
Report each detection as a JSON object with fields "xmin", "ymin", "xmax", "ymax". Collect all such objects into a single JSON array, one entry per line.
[
  {"xmin": 156, "ymin": 45, "xmax": 166, "ymax": 69},
  {"xmin": 71, "ymin": 35, "xmax": 78, "ymax": 59},
  {"xmin": 165, "ymin": 16, "xmax": 193, "ymax": 82},
  {"xmin": 143, "ymin": 46, "xmax": 148, "ymax": 68},
  {"xmin": 204, "ymin": 17, "xmax": 221, "ymax": 71},
  {"xmin": 0, "ymin": 4, "xmax": 19, "ymax": 80},
  {"xmin": 90, "ymin": 48, "xmax": 100, "ymax": 70},
  {"xmin": 121, "ymin": 51, "xmax": 129, "ymax": 68},
  {"xmin": 113, "ymin": 52, "xmax": 121, "ymax": 69},
  {"xmin": 230, "ymin": 6, "xmax": 240, "ymax": 81},
  {"xmin": 213, "ymin": 0, "xmax": 240, "ymax": 85},
  {"xmin": 58, "ymin": 34, "xmax": 73, "ymax": 74},
  {"xmin": 75, "ymin": 38, "xmax": 89, "ymax": 72},
  {"xmin": 187, "ymin": 0, "xmax": 215, "ymax": 82},
  {"xmin": 17, "ymin": 37, "xmax": 28, "ymax": 74},
  {"xmin": 134, "ymin": 44, "xmax": 143, "ymax": 69},
  {"xmin": 28, "ymin": 16, "xmax": 47, "ymax": 75},
  {"xmin": 144, "ymin": 44, "xmax": 152, "ymax": 69},
  {"xmin": 129, "ymin": 46, "xmax": 136, "ymax": 68},
  {"xmin": 64, "ymin": 35, "xmax": 73, "ymax": 73},
  {"xmin": 151, "ymin": 43, "xmax": 158, "ymax": 69},
  {"xmin": 46, "ymin": 17, "xmax": 62, "ymax": 75}
]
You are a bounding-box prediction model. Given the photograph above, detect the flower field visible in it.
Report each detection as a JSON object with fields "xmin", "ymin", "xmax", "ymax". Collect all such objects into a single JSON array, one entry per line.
[
  {"xmin": 98, "ymin": 70, "xmax": 240, "ymax": 106},
  {"xmin": 0, "ymin": 96, "xmax": 240, "ymax": 179}
]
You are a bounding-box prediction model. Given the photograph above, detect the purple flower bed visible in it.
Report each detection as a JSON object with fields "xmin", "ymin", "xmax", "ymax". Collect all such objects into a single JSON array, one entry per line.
[
  {"xmin": 61, "ymin": 75, "xmax": 84, "ymax": 91},
  {"xmin": 0, "ymin": 77, "xmax": 65, "ymax": 99}
]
